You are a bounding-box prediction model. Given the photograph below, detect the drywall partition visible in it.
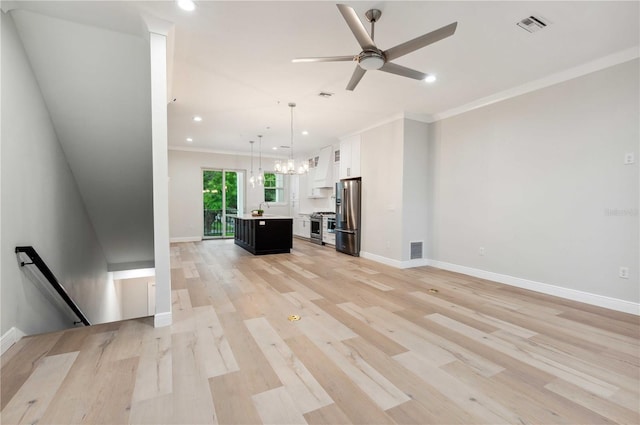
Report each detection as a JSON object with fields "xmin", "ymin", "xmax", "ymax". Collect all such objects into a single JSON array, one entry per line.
[
  {"xmin": 168, "ymin": 149, "xmax": 291, "ymax": 242},
  {"xmin": 428, "ymin": 59, "xmax": 639, "ymax": 308},
  {"xmin": 359, "ymin": 119, "xmax": 405, "ymax": 264},
  {"xmin": 401, "ymin": 119, "xmax": 429, "ymax": 264},
  {"xmin": 358, "ymin": 117, "xmax": 430, "ymax": 267},
  {"xmin": 1, "ymin": 11, "xmax": 119, "ymax": 336},
  {"xmin": 149, "ymin": 27, "xmax": 172, "ymax": 327}
]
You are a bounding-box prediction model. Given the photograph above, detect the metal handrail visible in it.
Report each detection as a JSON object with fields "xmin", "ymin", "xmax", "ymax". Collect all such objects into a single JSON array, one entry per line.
[{"xmin": 15, "ymin": 246, "xmax": 90, "ymax": 326}]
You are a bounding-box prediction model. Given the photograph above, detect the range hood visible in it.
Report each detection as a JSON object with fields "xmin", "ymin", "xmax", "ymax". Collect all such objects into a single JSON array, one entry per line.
[{"xmin": 313, "ymin": 146, "xmax": 333, "ymax": 188}]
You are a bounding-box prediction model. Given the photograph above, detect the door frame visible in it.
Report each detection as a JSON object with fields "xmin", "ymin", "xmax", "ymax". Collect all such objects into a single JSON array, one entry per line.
[{"xmin": 202, "ymin": 168, "xmax": 245, "ymax": 239}]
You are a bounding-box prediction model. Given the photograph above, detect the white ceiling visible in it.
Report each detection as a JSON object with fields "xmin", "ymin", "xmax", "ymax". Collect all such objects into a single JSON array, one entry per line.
[
  {"xmin": 2, "ymin": 1, "xmax": 638, "ymax": 268},
  {"xmin": 153, "ymin": 0, "xmax": 640, "ymax": 156},
  {"xmin": 5, "ymin": 1, "xmax": 639, "ymax": 159}
]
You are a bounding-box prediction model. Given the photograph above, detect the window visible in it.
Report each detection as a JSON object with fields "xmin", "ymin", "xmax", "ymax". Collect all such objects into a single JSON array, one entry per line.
[{"xmin": 264, "ymin": 172, "xmax": 284, "ymax": 203}]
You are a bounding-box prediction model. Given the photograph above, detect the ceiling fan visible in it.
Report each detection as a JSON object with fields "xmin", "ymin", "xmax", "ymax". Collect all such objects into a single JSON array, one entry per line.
[{"xmin": 293, "ymin": 4, "xmax": 457, "ymax": 91}]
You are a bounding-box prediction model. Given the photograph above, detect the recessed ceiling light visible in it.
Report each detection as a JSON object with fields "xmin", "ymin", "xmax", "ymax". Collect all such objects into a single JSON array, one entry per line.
[
  {"xmin": 186, "ymin": 138, "xmax": 193, "ymax": 143},
  {"xmin": 193, "ymin": 115, "xmax": 202, "ymax": 122},
  {"xmin": 177, "ymin": 0, "xmax": 196, "ymax": 12},
  {"xmin": 424, "ymin": 75, "xmax": 437, "ymax": 83},
  {"xmin": 302, "ymin": 131, "xmax": 309, "ymax": 136},
  {"xmin": 272, "ymin": 147, "xmax": 278, "ymax": 150}
]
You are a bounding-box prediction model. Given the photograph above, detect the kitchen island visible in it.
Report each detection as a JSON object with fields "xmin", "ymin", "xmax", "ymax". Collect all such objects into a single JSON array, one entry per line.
[{"xmin": 234, "ymin": 215, "xmax": 293, "ymax": 255}]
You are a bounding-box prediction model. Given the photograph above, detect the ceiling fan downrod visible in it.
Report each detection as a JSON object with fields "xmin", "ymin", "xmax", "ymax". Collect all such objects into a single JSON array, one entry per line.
[{"xmin": 365, "ymin": 9, "xmax": 382, "ymax": 41}]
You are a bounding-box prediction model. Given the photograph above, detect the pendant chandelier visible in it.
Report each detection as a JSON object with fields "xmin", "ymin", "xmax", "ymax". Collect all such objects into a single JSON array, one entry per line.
[
  {"xmin": 257, "ymin": 134, "xmax": 265, "ymax": 186},
  {"xmin": 249, "ymin": 140, "xmax": 256, "ymax": 188},
  {"xmin": 274, "ymin": 102, "xmax": 309, "ymax": 175}
]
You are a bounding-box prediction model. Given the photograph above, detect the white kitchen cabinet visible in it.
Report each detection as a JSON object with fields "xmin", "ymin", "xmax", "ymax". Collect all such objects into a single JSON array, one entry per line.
[
  {"xmin": 339, "ymin": 134, "xmax": 361, "ymax": 179},
  {"xmin": 293, "ymin": 215, "xmax": 310, "ymax": 238}
]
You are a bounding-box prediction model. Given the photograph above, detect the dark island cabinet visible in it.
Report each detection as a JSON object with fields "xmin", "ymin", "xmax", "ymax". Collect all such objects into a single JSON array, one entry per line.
[{"xmin": 234, "ymin": 217, "xmax": 293, "ymax": 255}]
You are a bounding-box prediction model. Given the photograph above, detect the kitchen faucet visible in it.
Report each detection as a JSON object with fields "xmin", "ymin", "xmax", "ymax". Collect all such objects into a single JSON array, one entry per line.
[{"xmin": 259, "ymin": 201, "xmax": 270, "ymax": 210}]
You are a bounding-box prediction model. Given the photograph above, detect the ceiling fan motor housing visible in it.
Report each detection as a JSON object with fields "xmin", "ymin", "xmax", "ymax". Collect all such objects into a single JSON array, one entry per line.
[{"xmin": 358, "ymin": 50, "xmax": 386, "ymax": 70}]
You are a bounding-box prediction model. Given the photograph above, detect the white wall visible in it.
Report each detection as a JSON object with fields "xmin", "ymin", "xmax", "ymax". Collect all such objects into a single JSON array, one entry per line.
[
  {"xmin": 295, "ymin": 172, "xmax": 336, "ymax": 214},
  {"xmin": 118, "ymin": 277, "xmax": 152, "ymax": 320},
  {"xmin": 428, "ymin": 59, "xmax": 639, "ymax": 304},
  {"xmin": 169, "ymin": 149, "xmax": 291, "ymax": 241},
  {"xmin": 402, "ymin": 119, "xmax": 429, "ymax": 262},
  {"xmin": 360, "ymin": 119, "xmax": 405, "ymax": 261},
  {"xmin": 1, "ymin": 11, "xmax": 120, "ymax": 336},
  {"xmin": 149, "ymin": 30, "xmax": 172, "ymax": 327}
]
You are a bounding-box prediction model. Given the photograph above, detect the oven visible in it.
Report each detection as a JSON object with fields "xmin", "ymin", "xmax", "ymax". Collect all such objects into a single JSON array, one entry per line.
[
  {"xmin": 322, "ymin": 214, "xmax": 336, "ymax": 245},
  {"xmin": 309, "ymin": 213, "xmax": 323, "ymax": 245}
]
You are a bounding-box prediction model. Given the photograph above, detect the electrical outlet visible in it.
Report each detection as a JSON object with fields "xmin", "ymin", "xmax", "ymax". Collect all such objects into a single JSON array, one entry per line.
[
  {"xmin": 624, "ymin": 153, "xmax": 635, "ymax": 165},
  {"xmin": 479, "ymin": 247, "xmax": 485, "ymax": 256},
  {"xmin": 619, "ymin": 267, "xmax": 629, "ymax": 279}
]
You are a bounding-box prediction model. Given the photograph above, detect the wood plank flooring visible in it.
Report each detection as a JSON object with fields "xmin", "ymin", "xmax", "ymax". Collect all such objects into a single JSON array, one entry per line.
[{"xmin": 2, "ymin": 239, "xmax": 639, "ymax": 424}]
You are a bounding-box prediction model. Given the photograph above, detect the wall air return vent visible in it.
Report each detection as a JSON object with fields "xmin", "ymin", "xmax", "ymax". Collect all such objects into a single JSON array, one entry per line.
[
  {"xmin": 410, "ymin": 241, "xmax": 423, "ymax": 260},
  {"xmin": 517, "ymin": 16, "xmax": 549, "ymax": 33}
]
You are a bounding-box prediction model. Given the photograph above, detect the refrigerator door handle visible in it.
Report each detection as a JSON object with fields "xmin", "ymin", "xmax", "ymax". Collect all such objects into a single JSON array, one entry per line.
[
  {"xmin": 343, "ymin": 186, "xmax": 348, "ymax": 214},
  {"xmin": 335, "ymin": 229, "xmax": 356, "ymax": 234}
]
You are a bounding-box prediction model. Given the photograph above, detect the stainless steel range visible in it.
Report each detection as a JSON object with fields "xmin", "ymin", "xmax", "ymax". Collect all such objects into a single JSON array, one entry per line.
[{"xmin": 310, "ymin": 212, "xmax": 335, "ymax": 245}]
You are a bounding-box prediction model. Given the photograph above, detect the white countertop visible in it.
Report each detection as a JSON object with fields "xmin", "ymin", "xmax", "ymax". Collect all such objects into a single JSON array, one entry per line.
[{"xmin": 238, "ymin": 214, "xmax": 293, "ymax": 220}]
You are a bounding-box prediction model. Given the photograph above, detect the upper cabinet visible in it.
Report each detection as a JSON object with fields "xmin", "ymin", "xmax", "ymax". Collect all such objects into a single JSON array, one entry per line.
[{"xmin": 340, "ymin": 135, "xmax": 361, "ymax": 179}]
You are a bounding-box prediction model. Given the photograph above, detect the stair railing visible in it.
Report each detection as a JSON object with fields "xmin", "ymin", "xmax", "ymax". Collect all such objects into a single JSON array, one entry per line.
[{"xmin": 15, "ymin": 246, "xmax": 90, "ymax": 326}]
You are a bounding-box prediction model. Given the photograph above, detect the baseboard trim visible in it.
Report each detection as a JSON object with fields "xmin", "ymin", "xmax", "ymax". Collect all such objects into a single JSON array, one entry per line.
[
  {"xmin": 357, "ymin": 252, "xmax": 639, "ymax": 315},
  {"xmin": 154, "ymin": 311, "xmax": 172, "ymax": 328},
  {"xmin": 170, "ymin": 236, "xmax": 202, "ymax": 243},
  {"xmin": 429, "ymin": 260, "xmax": 640, "ymax": 316},
  {"xmin": 1, "ymin": 327, "xmax": 26, "ymax": 356},
  {"xmin": 360, "ymin": 251, "xmax": 403, "ymax": 268},
  {"xmin": 360, "ymin": 251, "xmax": 429, "ymax": 269}
]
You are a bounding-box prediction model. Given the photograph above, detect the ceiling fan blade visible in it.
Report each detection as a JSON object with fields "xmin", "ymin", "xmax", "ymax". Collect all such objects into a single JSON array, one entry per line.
[
  {"xmin": 337, "ymin": 4, "xmax": 376, "ymax": 51},
  {"xmin": 384, "ymin": 22, "xmax": 457, "ymax": 62},
  {"xmin": 346, "ymin": 65, "xmax": 366, "ymax": 91},
  {"xmin": 292, "ymin": 56, "xmax": 355, "ymax": 63},
  {"xmin": 380, "ymin": 62, "xmax": 427, "ymax": 80}
]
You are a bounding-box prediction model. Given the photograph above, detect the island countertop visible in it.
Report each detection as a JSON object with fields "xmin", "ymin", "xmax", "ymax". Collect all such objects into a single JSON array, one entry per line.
[{"xmin": 238, "ymin": 214, "xmax": 293, "ymax": 220}]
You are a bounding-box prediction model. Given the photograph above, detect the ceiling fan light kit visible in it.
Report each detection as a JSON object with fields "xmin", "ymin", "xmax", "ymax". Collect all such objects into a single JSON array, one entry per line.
[
  {"xmin": 358, "ymin": 51, "xmax": 385, "ymax": 70},
  {"xmin": 293, "ymin": 4, "xmax": 457, "ymax": 91}
]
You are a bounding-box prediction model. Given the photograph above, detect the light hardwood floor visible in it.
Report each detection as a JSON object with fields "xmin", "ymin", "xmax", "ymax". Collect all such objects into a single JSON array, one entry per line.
[{"xmin": 2, "ymin": 239, "xmax": 639, "ymax": 424}]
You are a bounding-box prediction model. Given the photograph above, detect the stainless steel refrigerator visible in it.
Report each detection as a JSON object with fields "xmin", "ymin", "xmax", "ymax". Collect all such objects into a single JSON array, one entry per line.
[{"xmin": 335, "ymin": 178, "xmax": 361, "ymax": 256}]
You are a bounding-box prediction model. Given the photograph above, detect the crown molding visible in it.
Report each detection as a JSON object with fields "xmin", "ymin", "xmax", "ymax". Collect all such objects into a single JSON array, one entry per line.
[{"xmin": 432, "ymin": 47, "xmax": 639, "ymax": 122}]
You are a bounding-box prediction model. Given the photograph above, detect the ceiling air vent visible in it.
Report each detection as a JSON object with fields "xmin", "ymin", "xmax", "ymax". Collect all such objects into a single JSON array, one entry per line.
[
  {"xmin": 410, "ymin": 241, "xmax": 423, "ymax": 260},
  {"xmin": 318, "ymin": 91, "xmax": 334, "ymax": 98},
  {"xmin": 517, "ymin": 16, "xmax": 549, "ymax": 33}
]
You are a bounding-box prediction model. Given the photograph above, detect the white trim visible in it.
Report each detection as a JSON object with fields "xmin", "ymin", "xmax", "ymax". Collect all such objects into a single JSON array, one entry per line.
[
  {"xmin": 169, "ymin": 144, "xmax": 282, "ymax": 160},
  {"xmin": 358, "ymin": 252, "xmax": 639, "ymax": 315},
  {"xmin": 340, "ymin": 112, "xmax": 432, "ymax": 140},
  {"xmin": 170, "ymin": 236, "xmax": 202, "ymax": 243},
  {"xmin": 360, "ymin": 251, "xmax": 403, "ymax": 268},
  {"xmin": 111, "ymin": 268, "xmax": 156, "ymax": 280},
  {"xmin": 154, "ymin": 311, "xmax": 172, "ymax": 328},
  {"xmin": 108, "ymin": 260, "xmax": 155, "ymax": 272},
  {"xmin": 360, "ymin": 251, "xmax": 429, "ymax": 269},
  {"xmin": 1, "ymin": 327, "xmax": 26, "ymax": 356},
  {"xmin": 432, "ymin": 47, "xmax": 639, "ymax": 122},
  {"xmin": 429, "ymin": 260, "xmax": 640, "ymax": 316}
]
